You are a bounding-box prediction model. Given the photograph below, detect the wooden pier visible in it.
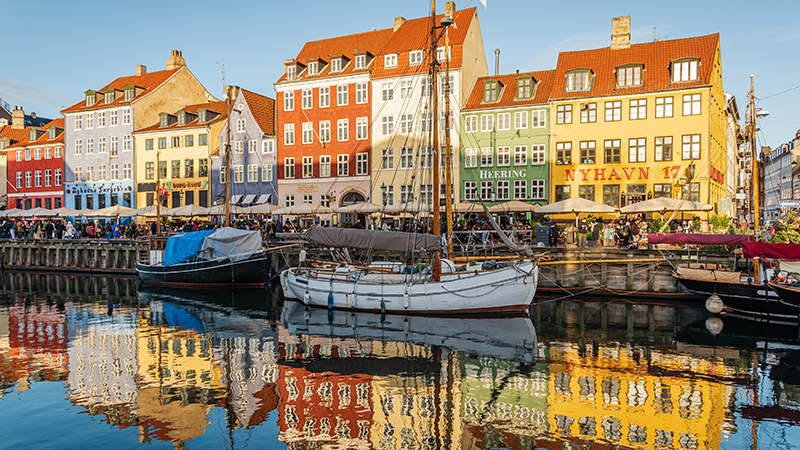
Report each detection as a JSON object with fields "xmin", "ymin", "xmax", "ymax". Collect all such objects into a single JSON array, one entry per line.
[{"xmin": 0, "ymin": 239, "xmax": 144, "ymax": 274}]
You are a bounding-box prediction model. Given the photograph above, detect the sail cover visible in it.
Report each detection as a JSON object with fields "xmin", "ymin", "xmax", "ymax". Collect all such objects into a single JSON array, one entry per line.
[
  {"xmin": 304, "ymin": 227, "xmax": 442, "ymax": 253},
  {"xmin": 648, "ymin": 233, "xmax": 753, "ymax": 245},
  {"xmin": 743, "ymin": 242, "xmax": 800, "ymax": 261},
  {"xmin": 200, "ymin": 227, "xmax": 264, "ymax": 262},
  {"xmin": 162, "ymin": 229, "xmax": 216, "ymax": 267}
]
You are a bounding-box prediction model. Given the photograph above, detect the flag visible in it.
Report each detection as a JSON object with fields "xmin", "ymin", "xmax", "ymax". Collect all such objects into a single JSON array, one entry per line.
[{"xmin": 480, "ymin": 0, "xmax": 487, "ymax": 8}]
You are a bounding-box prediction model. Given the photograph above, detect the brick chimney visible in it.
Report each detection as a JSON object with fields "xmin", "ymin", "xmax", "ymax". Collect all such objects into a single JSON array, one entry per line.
[
  {"xmin": 393, "ymin": 16, "xmax": 406, "ymax": 31},
  {"xmin": 136, "ymin": 64, "xmax": 147, "ymax": 76},
  {"xmin": 224, "ymin": 85, "xmax": 240, "ymax": 102},
  {"xmin": 611, "ymin": 16, "xmax": 631, "ymax": 50},
  {"xmin": 166, "ymin": 49, "xmax": 186, "ymax": 70},
  {"xmin": 445, "ymin": 1, "xmax": 456, "ymax": 15},
  {"xmin": 11, "ymin": 106, "xmax": 24, "ymax": 129}
]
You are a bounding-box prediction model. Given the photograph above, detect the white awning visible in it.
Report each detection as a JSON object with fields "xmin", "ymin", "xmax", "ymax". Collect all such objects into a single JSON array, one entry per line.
[
  {"xmin": 230, "ymin": 195, "xmax": 243, "ymax": 204},
  {"xmin": 242, "ymin": 194, "xmax": 256, "ymax": 205},
  {"xmin": 256, "ymin": 194, "xmax": 272, "ymax": 204}
]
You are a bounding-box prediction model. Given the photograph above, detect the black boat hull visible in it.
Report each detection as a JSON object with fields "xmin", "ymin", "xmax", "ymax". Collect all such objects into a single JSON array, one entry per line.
[
  {"xmin": 137, "ymin": 250, "xmax": 271, "ymax": 287},
  {"xmin": 768, "ymin": 282, "xmax": 800, "ymax": 312},
  {"xmin": 674, "ymin": 274, "xmax": 798, "ymax": 321}
]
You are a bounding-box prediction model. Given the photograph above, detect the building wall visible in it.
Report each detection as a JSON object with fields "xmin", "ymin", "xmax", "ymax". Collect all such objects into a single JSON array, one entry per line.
[
  {"xmin": 7, "ymin": 140, "xmax": 65, "ymax": 209},
  {"xmin": 131, "ymin": 68, "xmax": 211, "ymax": 130}
]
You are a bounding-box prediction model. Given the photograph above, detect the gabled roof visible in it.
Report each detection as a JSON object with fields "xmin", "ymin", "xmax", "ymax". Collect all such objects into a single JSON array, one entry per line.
[
  {"xmin": 5, "ymin": 118, "xmax": 65, "ymax": 150},
  {"xmin": 61, "ymin": 68, "xmax": 181, "ymax": 113},
  {"xmin": 551, "ymin": 33, "xmax": 719, "ymax": 100},
  {"xmin": 463, "ymin": 69, "xmax": 556, "ymax": 111},
  {"xmin": 0, "ymin": 125, "xmax": 29, "ymax": 143},
  {"xmin": 134, "ymin": 100, "xmax": 228, "ymax": 133},
  {"xmin": 240, "ymin": 89, "xmax": 275, "ymax": 136}
]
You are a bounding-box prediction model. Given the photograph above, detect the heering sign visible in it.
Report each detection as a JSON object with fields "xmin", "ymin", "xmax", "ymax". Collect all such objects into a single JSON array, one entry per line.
[{"xmin": 479, "ymin": 169, "xmax": 527, "ymax": 179}]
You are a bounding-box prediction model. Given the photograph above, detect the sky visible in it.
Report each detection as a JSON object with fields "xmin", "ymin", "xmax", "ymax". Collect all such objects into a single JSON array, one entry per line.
[{"xmin": 1, "ymin": 0, "xmax": 798, "ymax": 149}]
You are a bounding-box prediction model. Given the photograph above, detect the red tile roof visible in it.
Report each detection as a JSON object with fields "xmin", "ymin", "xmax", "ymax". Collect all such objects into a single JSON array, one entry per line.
[
  {"xmin": 463, "ymin": 69, "xmax": 556, "ymax": 111},
  {"xmin": 4, "ymin": 119, "xmax": 65, "ymax": 150},
  {"xmin": 241, "ymin": 89, "xmax": 275, "ymax": 136},
  {"xmin": 61, "ymin": 68, "xmax": 181, "ymax": 113},
  {"xmin": 134, "ymin": 100, "xmax": 229, "ymax": 133},
  {"xmin": 0, "ymin": 125, "xmax": 29, "ymax": 143},
  {"xmin": 551, "ymin": 34, "xmax": 720, "ymax": 100}
]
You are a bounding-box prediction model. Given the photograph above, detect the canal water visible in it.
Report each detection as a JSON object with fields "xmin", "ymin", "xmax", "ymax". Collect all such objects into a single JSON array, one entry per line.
[{"xmin": 0, "ymin": 272, "xmax": 798, "ymax": 449}]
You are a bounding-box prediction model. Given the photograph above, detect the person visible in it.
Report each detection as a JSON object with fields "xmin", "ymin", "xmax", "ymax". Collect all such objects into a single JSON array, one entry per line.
[
  {"xmin": 590, "ymin": 220, "xmax": 601, "ymax": 247},
  {"xmin": 267, "ymin": 220, "xmax": 278, "ymax": 243},
  {"xmin": 150, "ymin": 221, "xmax": 157, "ymax": 235},
  {"xmin": 112, "ymin": 221, "xmax": 120, "ymax": 239},
  {"xmin": 616, "ymin": 222, "xmax": 630, "ymax": 248},
  {"xmin": 45, "ymin": 220, "xmax": 54, "ymax": 239},
  {"xmin": 64, "ymin": 221, "xmax": 75, "ymax": 239},
  {"xmin": 577, "ymin": 218, "xmax": 587, "ymax": 248}
]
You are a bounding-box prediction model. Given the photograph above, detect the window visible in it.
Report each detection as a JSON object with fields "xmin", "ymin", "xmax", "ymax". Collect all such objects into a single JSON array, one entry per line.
[
  {"xmin": 419, "ymin": 112, "xmax": 432, "ymax": 133},
  {"xmin": 509, "ymin": 180, "xmax": 526, "ymax": 200},
  {"xmin": 497, "ymin": 146, "xmax": 510, "ymax": 166},
  {"xmin": 356, "ymin": 153, "xmax": 368, "ymax": 175},
  {"xmin": 169, "ymin": 160, "xmax": 179, "ymax": 178},
  {"xmin": 110, "ymin": 111, "xmax": 118, "ymax": 126},
  {"xmin": 682, "ymin": 134, "xmax": 701, "ymax": 159},
  {"xmin": 336, "ymin": 119, "xmax": 349, "ymax": 141},
  {"xmin": 355, "ymin": 54, "xmax": 366, "ymax": 69},
  {"xmin": 605, "ymin": 101, "xmax": 622, "ymax": 121},
  {"xmin": 302, "ymin": 156, "xmax": 313, "ymax": 178},
  {"xmin": 284, "ymin": 123, "xmax": 295, "ymax": 145},
  {"xmin": 382, "ymin": 148, "xmax": 394, "ymax": 169},
  {"xmin": 13, "ymin": 172, "xmax": 22, "ymax": 189},
  {"xmin": 603, "ymin": 139, "xmax": 621, "ymax": 164},
  {"xmin": 672, "ymin": 59, "xmax": 699, "ymax": 82},
  {"xmin": 355, "ymin": 82, "xmax": 368, "ymax": 104},
  {"xmin": 683, "ymin": 93, "xmax": 701, "ymax": 115},
  {"xmin": 319, "ymin": 120, "xmax": 331, "ymax": 142},
  {"xmin": 261, "ymin": 140, "xmax": 273, "ymax": 154},
  {"xmin": 517, "ymin": 77, "xmax": 533, "ymax": 99},
  {"xmin": 381, "ymin": 185, "xmax": 394, "ymax": 206},
  {"xmin": 234, "ymin": 140, "xmax": 243, "ymax": 153},
  {"xmin": 420, "ymin": 77, "xmax": 431, "ymax": 97},
  {"xmin": 531, "ymin": 144, "xmax": 545, "ymax": 164},
  {"xmin": 331, "ymin": 58, "xmax": 341, "ymax": 72},
  {"xmin": 480, "ymin": 181, "xmax": 494, "ymax": 200},
  {"xmin": 157, "ymin": 137, "xmax": 166, "ymax": 149},
  {"xmin": 286, "ymin": 65, "xmax": 296, "ymax": 80},
  {"xmin": 496, "ymin": 180, "xmax": 510, "ymax": 200},
  {"xmin": 681, "ymin": 182, "xmax": 700, "ymax": 202},
  {"xmin": 464, "ymin": 115, "xmax": 477, "ymax": 132},
  {"xmin": 464, "ymin": 181, "xmax": 477, "ymax": 200},
  {"xmin": 480, "ymin": 114, "xmax": 493, "ymax": 132},
  {"xmin": 99, "ymin": 137, "xmax": 108, "ymax": 153},
  {"xmin": 580, "ymin": 141, "xmax": 596, "ymax": 164},
  {"xmin": 97, "ymin": 164, "xmax": 106, "ymax": 181},
  {"xmin": 579, "ymin": 185, "xmax": 595, "ymax": 201},
  {"xmin": 336, "ymin": 84, "xmax": 348, "ymax": 106},
  {"xmin": 301, "ymin": 193, "xmax": 313, "ymax": 204},
  {"xmin": 497, "ymin": 113, "xmax": 511, "ymax": 131},
  {"xmin": 628, "ymin": 138, "xmax": 646, "ymax": 162},
  {"xmin": 626, "ymin": 99, "xmax": 647, "ymax": 121},
  {"xmin": 248, "ymin": 164, "xmax": 258, "ymax": 182},
  {"xmin": 399, "ymin": 80, "xmax": 413, "ymax": 99},
  {"xmin": 284, "ymin": 194, "xmax": 295, "ymax": 207},
  {"xmin": 262, "ymin": 164, "xmax": 273, "ymax": 182},
  {"xmin": 514, "ymin": 111, "xmax": 528, "ymax": 129},
  {"xmin": 381, "ymin": 116, "xmax": 394, "ymax": 136},
  {"xmin": 158, "ymin": 161, "xmax": 167, "ymax": 179},
  {"xmin": 44, "ymin": 169, "xmax": 52, "ymax": 187},
  {"xmin": 98, "ymin": 112, "xmax": 106, "ymax": 127},
  {"xmin": 284, "ymin": 157, "xmax": 295, "ymax": 178},
  {"xmin": 381, "ymin": 82, "xmax": 394, "ymax": 101},
  {"xmin": 532, "ymin": 110, "xmax": 546, "ymax": 128},
  {"xmin": 75, "ymin": 115, "xmax": 82, "ymax": 130},
  {"xmin": 478, "ymin": 147, "xmax": 492, "ymax": 167},
  {"xmin": 34, "ymin": 170, "xmax": 41, "ymax": 187},
  {"xmin": 399, "ymin": 114, "xmax": 413, "ymax": 135},
  {"xmin": 384, "ymin": 54, "xmax": 397, "ymax": 68},
  {"xmin": 484, "ymin": 82, "xmax": 498, "ymax": 102},
  {"xmin": 556, "ymin": 142, "xmax": 572, "ymax": 165},
  {"xmin": 87, "ymin": 138, "xmax": 95, "ymax": 153},
  {"xmin": 145, "ymin": 162, "xmax": 154, "ymax": 180},
  {"xmin": 284, "ymin": 91, "xmax": 294, "ymax": 111},
  {"xmin": 465, "ymin": 148, "xmax": 477, "ymax": 168},
  {"xmin": 197, "ymin": 110, "xmax": 206, "ymax": 123},
  {"xmin": 198, "ymin": 159, "xmax": 208, "ymax": 177},
  {"xmin": 576, "ymin": 102, "xmax": 596, "ymax": 123},
  {"xmin": 86, "ymin": 166, "xmax": 94, "ymax": 182},
  {"xmin": 655, "ymin": 136, "xmax": 673, "ymax": 161},
  {"xmin": 55, "ymin": 168, "xmax": 62, "ymax": 185},
  {"xmin": 109, "ymin": 136, "xmax": 118, "ymax": 156},
  {"xmin": 419, "ymin": 147, "xmax": 432, "ymax": 168},
  {"xmin": 400, "ymin": 184, "xmax": 413, "ymax": 203},
  {"xmin": 182, "ymin": 134, "xmax": 193, "ymax": 148},
  {"xmin": 55, "ymin": 146, "xmax": 62, "ymax": 158},
  {"xmin": 525, "ymin": 179, "xmax": 542, "ymax": 199},
  {"xmin": 356, "ymin": 117, "xmax": 368, "ymax": 140},
  {"xmin": 337, "ymin": 154, "xmax": 348, "ymax": 176},
  {"xmin": 513, "ymin": 145, "xmax": 527, "ymax": 165},
  {"xmin": 34, "ymin": 148, "xmax": 41, "ymax": 160},
  {"xmin": 45, "ymin": 147, "xmax": 52, "ymax": 159},
  {"xmin": 308, "ymin": 61, "xmax": 318, "ymax": 75},
  {"xmin": 302, "ymin": 89, "xmax": 312, "ymax": 109},
  {"xmin": 15, "ymin": 150, "xmax": 21, "ymax": 161},
  {"xmin": 655, "ymin": 96, "xmax": 673, "ymax": 118},
  {"xmin": 320, "ymin": 155, "xmax": 331, "ymax": 177},
  {"xmin": 86, "ymin": 113, "xmax": 93, "ymax": 129},
  {"xmin": 409, "ymin": 50, "xmax": 423, "ymax": 65},
  {"xmin": 25, "ymin": 171, "xmax": 32, "ymax": 187},
  {"xmin": 302, "ymin": 122, "xmax": 313, "ymax": 144},
  {"xmin": 436, "ymin": 46, "xmax": 450, "ymax": 61},
  {"xmin": 74, "ymin": 167, "xmax": 82, "ymax": 182},
  {"xmin": 400, "ymin": 147, "xmax": 414, "ymax": 168},
  {"xmin": 219, "ymin": 166, "xmax": 226, "ymax": 183},
  {"xmin": 122, "ymin": 108, "xmax": 131, "ymax": 125},
  {"xmin": 617, "ymin": 65, "xmax": 643, "ymax": 87},
  {"xmin": 654, "ymin": 183, "xmax": 672, "ymax": 198},
  {"xmin": 183, "ymin": 159, "xmax": 194, "ymax": 178},
  {"xmin": 556, "ymin": 104, "xmax": 572, "ymax": 124},
  {"xmin": 319, "ymin": 86, "xmax": 330, "ymax": 107},
  {"xmin": 233, "ymin": 165, "xmax": 244, "ymax": 183},
  {"xmin": 566, "ymin": 70, "xmax": 591, "ymax": 92},
  {"xmin": 122, "ymin": 163, "xmax": 131, "ymax": 179},
  {"xmin": 603, "ymin": 184, "xmax": 620, "ymax": 208},
  {"xmin": 198, "ymin": 133, "xmax": 207, "ymax": 146}
]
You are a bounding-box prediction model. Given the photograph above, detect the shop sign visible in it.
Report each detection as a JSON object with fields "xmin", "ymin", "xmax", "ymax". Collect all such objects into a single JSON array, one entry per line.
[{"xmin": 479, "ymin": 169, "xmax": 527, "ymax": 179}]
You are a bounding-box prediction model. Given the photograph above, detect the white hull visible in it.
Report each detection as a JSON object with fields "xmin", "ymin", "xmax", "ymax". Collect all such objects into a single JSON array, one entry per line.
[{"xmin": 283, "ymin": 260, "xmax": 538, "ymax": 315}]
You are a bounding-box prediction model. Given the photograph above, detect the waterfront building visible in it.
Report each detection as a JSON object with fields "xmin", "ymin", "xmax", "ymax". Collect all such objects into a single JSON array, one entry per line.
[
  {"xmin": 4, "ymin": 119, "xmax": 65, "ymax": 209},
  {"xmin": 5, "ymin": 303, "xmax": 68, "ymax": 390},
  {"xmin": 723, "ymin": 93, "xmax": 744, "ymax": 219},
  {"xmin": 761, "ymin": 133, "xmax": 799, "ymax": 222},
  {"xmin": 370, "ymin": 2, "xmax": 487, "ymax": 209},
  {"xmin": 460, "ymin": 70, "xmax": 554, "ymax": 206},
  {"xmin": 133, "ymin": 100, "xmax": 227, "ymax": 209},
  {"xmin": 61, "ymin": 50, "xmax": 213, "ymax": 211},
  {"xmin": 0, "ymin": 106, "xmax": 50, "ymax": 209},
  {"xmin": 549, "ymin": 16, "xmax": 726, "ymax": 217},
  {"xmin": 211, "ymin": 86, "xmax": 277, "ymax": 207},
  {"xmin": 274, "ymin": 25, "xmax": 392, "ymax": 221}
]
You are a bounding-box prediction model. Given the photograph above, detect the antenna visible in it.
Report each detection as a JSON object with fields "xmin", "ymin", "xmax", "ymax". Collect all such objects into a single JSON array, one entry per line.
[
  {"xmin": 216, "ymin": 62, "xmax": 232, "ymax": 98},
  {"xmin": 653, "ymin": 27, "xmax": 666, "ymax": 42}
]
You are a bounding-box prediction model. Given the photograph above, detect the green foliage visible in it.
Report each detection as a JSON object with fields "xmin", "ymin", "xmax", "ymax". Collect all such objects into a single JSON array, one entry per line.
[
  {"xmin": 692, "ymin": 216, "xmax": 701, "ymax": 231},
  {"xmin": 650, "ymin": 218, "xmax": 667, "ymax": 234},
  {"xmin": 709, "ymin": 214, "xmax": 730, "ymax": 231}
]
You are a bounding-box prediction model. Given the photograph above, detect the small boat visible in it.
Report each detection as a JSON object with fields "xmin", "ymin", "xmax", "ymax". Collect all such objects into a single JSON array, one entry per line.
[
  {"xmin": 137, "ymin": 227, "xmax": 271, "ymax": 287},
  {"xmin": 766, "ymin": 260, "xmax": 800, "ymax": 312}
]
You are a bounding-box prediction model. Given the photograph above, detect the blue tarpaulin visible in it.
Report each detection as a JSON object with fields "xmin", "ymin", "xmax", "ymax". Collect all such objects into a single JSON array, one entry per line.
[
  {"xmin": 161, "ymin": 302, "xmax": 205, "ymax": 333},
  {"xmin": 163, "ymin": 229, "xmax": 215, "ymax": 267}
]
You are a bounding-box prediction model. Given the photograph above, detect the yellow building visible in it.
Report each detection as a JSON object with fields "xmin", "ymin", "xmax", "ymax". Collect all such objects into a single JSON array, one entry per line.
[
  {"xmin": 132, "ymin": 101, "xmax": 228, "ymax": 209},
  {"xmin": 549, "ymin": 17, "xmax": 726, "ymax": 217}
]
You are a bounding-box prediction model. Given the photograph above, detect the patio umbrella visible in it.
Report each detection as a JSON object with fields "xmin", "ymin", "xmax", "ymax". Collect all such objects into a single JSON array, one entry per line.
[
  {"xmin": 119, "ymin": 205, "xmax": 163, "ymax": 217},
  {"xmin": 208, "ymin": 204, "xmax": 249, "ymax": 215},
  {"xmin": 487, "ymin": 200, "xmax": 538, "ymax": 214},
  {"xmin": 452, "ymin": 201, "xmax": 483, "ymax": 214},
  {"xmin": 383, "ymin": 201, "xmax": 431, "ymax": 214},
  {"xmin": 333, "ymin": 202, "xmax": 383, "ymax": 214},
  {"xmin": 49, "ymin": 207, "xmax": 81, "ymax": 217},
  {"xmin": 169, "ymin": 204, "xmax": 212, "ymax": 217},
  {"xmin": 243, "ymin": 203, "xmax": 281, "ymax": 215},
  {"xmin": 6, "ymin": 207, "xmax": 51, "ymax": 217},
  {"xmin": 620, "ymin": 197, "xmax": 713, "ymax": 214},
  {"xmin": 535, "ymin": 197, "xmax": 617, "ymax": 214},
  {"xmin": 85, "ymin": 205, "xmax": 135, "ymax": 217}
]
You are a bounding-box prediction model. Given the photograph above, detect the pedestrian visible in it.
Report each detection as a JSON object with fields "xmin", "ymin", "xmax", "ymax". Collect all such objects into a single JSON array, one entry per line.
[{"xmin": 577, "ymin": 218, "xmax": 587, "ymax": 248}]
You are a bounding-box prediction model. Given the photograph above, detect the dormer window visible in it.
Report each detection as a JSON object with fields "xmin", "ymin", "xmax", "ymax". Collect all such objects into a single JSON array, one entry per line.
[
  {"xmin": 85, "ymin": 90, "xmax": 96, "ymax": 106},
  {"xmin": 125, "ymin": 89, "xmax": 134, "ymax": 101},
  {"xmin": 287, "ymin": 66, "xmax": 296, "ymax": 81},
  {"xmin": 177, "ymin": 112, "xmax": 185, "ymax": 126},
  {"xmin": 436, "ymin": 46, "xmax": 450, "ymax": 62},
  {"xmin": 104, "ymin": 92, "xmax": 113, "ymax": 103},
  {"xmin": 617, "ymin": 64, "xmax": 643, "ymax": 87},
  {"xmin": 384, "ymin": 54, "xmax": 397, "ymax": 69},
  {"xmin": 671, "ymin": 58, "xmax": 700, "ymax": 82},
  {"xmin": 331, "ymin": 59, "xmax": 341, "ymax": 72},
  {"xmin": 355, "ymin": 55, "xmax": 366, "ymax": 69},
  {"xmin": 48, "ymin": 128, "xmax": 56, "ymax": 139},
  {"xmin": 30, "ymin": 129, "xmax": 37, "ymax": 141},
  {"xmin": 309, "ymin": 62, "xmax": 318, "ymax": 75},
  {"xmin": 160, "ymin": 114, "xmax": 169, "ymax": 127},
  {"xmin": 198, "ymin": 109, "xmax": 206, "ymax": 123},
  {"xmin": 483, "ymin": 80, "xmax": 500, "ymax": 102},
  {"xmin": 516, "ymin": 76, "xmax": 533, "ymax": 99},
  {"xmin": 566, "ymin": 70, "xmax": 592, "ymax": 92},
  {"xmin": 409, "ymin": 50, "xmax": 423, "ymax": 65}
]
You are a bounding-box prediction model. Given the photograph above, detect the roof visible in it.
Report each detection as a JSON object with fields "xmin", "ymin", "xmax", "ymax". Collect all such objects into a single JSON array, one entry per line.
[
  {"xmin": 61, "ymin": 68, "xmax": 181, "ymax": 113},
  {"xmin": 240, "ymin": 89, "xmax": 275, "ymax": 136},
  {"xmin": 0, "ymin": 125, "xmax": 29, "ymax": 143},
  {"xmin": 5, "ymin": 118, "xmax": 65, "ymax": 150},
  {"xmin": 134, "ymin": 100, "xmax": 228, "ymax": 133},
  {"xmin": 463, "ymin": 69, "xmax": 556, "ymax": 111},
  {"xmin": 551, "ymin": 33, "xmax": 720, "ymax": 100}
]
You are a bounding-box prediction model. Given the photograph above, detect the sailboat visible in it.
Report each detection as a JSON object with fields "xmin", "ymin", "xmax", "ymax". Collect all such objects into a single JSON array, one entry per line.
[{"xmin": 281, "ymin": 4, "xmax": 538, "ymax": 315}]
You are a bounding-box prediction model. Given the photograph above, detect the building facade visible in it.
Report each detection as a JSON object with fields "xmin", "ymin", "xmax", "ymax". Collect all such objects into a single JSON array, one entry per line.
[
  {"xmin": 0, "ymin": 106, "xmax": 46, "ymax": 208},
  {"xmin": 133, "ymin": 101, "xmax": 227, "ymax": 209},
  {"xmin": 60, "ymin": 50, "xmax": 213, "ymax": 211},
  {"xmin": 549, "ymin": 17, "xmax": 727, "ymax": 218},
  {"xmin": 761, "ymin": 135, "xmax": 798, "ymax": 222},
  {"xmin": 211, "ymin": 87, "xmax": 277, "ymax": 207},
  {"xmin": 5, "ymin": 119, "xmax": 65, "ymax": 209},
  {"xmin": 460, "ymin": 70, "xmax": 554, "ymax": 206},
  {"xmin": 723, "ymin": 92, "xmax": 743, "ymax": 218}
]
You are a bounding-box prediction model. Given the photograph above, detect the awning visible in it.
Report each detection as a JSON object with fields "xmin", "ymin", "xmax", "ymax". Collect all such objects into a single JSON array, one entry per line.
[
  {"xmin": 648, "ymin": 233, "xmax": 753, "ymax": 245},
  {"xmin": 242, "ymin": 194, "xmax": 256, "ymax": 205},
  {"xmin": 230, "ymin": 195, "xmax": 243, "ymax": 204},
  {"xmin": 743, "ymin": 242, "xmax": 800, "ymax": 260},
  {"xmin": 256, "ymin": 194, "xmax": 272, "ymax": 204}
]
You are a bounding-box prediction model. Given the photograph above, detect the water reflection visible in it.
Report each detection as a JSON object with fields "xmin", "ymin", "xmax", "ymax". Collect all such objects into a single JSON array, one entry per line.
[{"xmin": 0, "ymin": 272, "xmax": 798, "ymax": 449}]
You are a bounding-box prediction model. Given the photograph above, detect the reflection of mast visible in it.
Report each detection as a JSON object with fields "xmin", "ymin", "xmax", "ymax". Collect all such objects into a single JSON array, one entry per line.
[{"xmin": 223, "ymin": 337, "xmax": 237, "ymax": 449}]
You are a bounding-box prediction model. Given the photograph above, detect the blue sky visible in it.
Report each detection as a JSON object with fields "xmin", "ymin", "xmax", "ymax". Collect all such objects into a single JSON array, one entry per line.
[{"xmin": 1, "ymin": 0, "xmax": 798, "ymax": 148}]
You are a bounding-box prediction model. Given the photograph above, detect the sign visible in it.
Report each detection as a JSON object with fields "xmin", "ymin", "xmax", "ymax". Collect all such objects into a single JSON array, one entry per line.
[
  {"xmin": 779, "ymin": 200, "xmax": 800, "ymax": 208},
  {"xmin": 166, "ymin": 181, "xmax": 207, "ymax": 190},
  {"xmin": 479, "ymin": 169, "xmax": 527, "ymax": 179},
  {"xmin": 565, "ymin": 167, "xmax": 648, "ymax": 182}
]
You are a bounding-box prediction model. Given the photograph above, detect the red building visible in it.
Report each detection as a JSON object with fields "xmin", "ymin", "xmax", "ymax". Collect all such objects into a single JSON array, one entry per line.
[
  {"xmin": 5, "ymin": 118, "xmax": 65, "ymax": 209},
  {"xmin": 5, "ymin": 303, "xmax": 69, "ymax": 384}
]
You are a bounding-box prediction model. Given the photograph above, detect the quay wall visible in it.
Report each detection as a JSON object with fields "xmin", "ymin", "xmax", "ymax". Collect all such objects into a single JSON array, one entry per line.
[{"xmin": 0, "ymin": 239, "xmax": 144, "ymax": 274}]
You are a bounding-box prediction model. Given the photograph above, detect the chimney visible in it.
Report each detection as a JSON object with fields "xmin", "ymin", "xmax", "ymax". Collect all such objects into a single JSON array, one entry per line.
[
  {"xmin": 224, "ymin": 85, "xmax": 240, "ymax": 102},
  {"xmin": 30, "ymin": 112, "xmax": 36, "ymax": 119},
  {"xmin": 166, "ymin": 50, "xmax": 186, "ymax": 70},
  {"xmin": 11, "ymin": 106, "xmax": 24, "ymax": 130},
  {"xmin": 136, "ymin": 65, "xmax": 147, "ymax": 76},
  {"xmin": 445, "ymin": 1, "xmax": 456, "ymax": 15},
  {"xmin": 393, "ymin": 16, "xmax": 406, "ymax": 31},
  {"xmin": 611, "ymin": 16, "xmax": 631, "ymax": 50},
  {"xmin": 494, "ymin": 49, "xmax": 500, "ymax": 76}
]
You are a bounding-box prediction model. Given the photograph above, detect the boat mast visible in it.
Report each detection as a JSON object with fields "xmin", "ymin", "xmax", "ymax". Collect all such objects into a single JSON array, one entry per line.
[
  {"xmin": 749, "ymin": 75, "xmax": 759, "ymax": 233},
  {"xmin": 430, "ymin": 0, "xmax": 441, "ymax": 281},
  {"xmin": 443, "ymin": 25, "xmax": 454, "ymax": 256},
  {"xmin": 156, "ymin": 149, "xmax": 161, "ymax": 235},
  {"xmin": 225, "ymin": 88, "xmax": 232, "ymax": 227}
]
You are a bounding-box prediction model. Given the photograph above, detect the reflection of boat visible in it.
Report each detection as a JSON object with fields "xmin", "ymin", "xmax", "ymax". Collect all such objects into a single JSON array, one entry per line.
[
  {"xmin": 281, "ymin": 301, "xmax": 538, "ymax": 363},
  {"xmin": 137, "ymin": 227, "xmax": 271, "ymax": 287},
  {"xmin": 137, "ymin": 282, "xmax": 283, "ymax": 321}
]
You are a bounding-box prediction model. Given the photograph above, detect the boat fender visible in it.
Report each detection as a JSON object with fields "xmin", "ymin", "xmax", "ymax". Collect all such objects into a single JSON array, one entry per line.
[
  {"xmin": 304, "ymin": 308, "xmax": 310, "ymax": 323},
  {"xmin": 705, "ymin": 294, "xmax": 723, "ymax": 314},
  {"xmin": 380, "ymin": 300, "xmax": 386, "ymax": 316},
  {"xmin": 403, "ymin": 293, "xmax": 410, "ymax": 309},
  {"xmin": 299, "ymin": 250, "xmax": 307, "ymax": 262},
  {"xmin": 303, "ymin": 291, "xmax": 310, "ymax": 306},
  {"xmin": 327, "ymin": 292, "xmax": 334, "ymax": 309},
  {"xmin": 403, "ymin": 318, "xmax": 410, "ymax": 336}
]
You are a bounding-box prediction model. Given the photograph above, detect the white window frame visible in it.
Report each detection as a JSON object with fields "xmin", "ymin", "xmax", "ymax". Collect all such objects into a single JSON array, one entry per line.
[
  {"xmin": 514, "ymin": 111, "xmax": 528, "ymax": 129},
  {"xmin": 319, "ymin": 155, "xmax": 331, "ymax": 177},
  {"xmin": 356, "ymin": 153, "xmax": 368, "ymax": 175},
  {"xmin": 497, "ymin": 113, "xmax": 511, "ymax": 131},
  {"xmin": 302, "ymin": 122, "xmax": 314, "ymax": 144},
  {"xmin": 480, "ymin": 114, "xmax": 493, "ymax": 132},
  {"xmin": 497, "ymin": 146, "xmax": 511, "ymax": 166},
  {"xmin": 355, "ymin": 82, "xmax": 368, "ymax": 104},
  {"xmin": 514, "ymin": 145, "xmax": 527, "ymax": 166},
  {"xmin": 337, "ymin": 118, "xmax": 349, "ymax": 141},
  {"xmin": 384, "ymin": 54, "xmax": 397, "ymax": 69},
  {"xmin": 284, "ymin": 123, "xmax": 295, "ymax": 145},
  {"xmin": 481, "ymin": 147, "xmax": 493, "ymax": 167},
  {"xmin": 284, "ymin": 91, "xmax": 294, "ymax": 111},
  {"xmin": 319, "ymin": 86, "xmax": 330, "ymax": 108},
  {"xmin": 319, "ymin": 120, "xmax": 331, "ymax": 143},
  {"xmin": 465, "ymin": 148, "xmax": 477, "ymax": 168},
  {"xmin": 337, "ymin": 85, "xmax": 348, "ymax": 106}
]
